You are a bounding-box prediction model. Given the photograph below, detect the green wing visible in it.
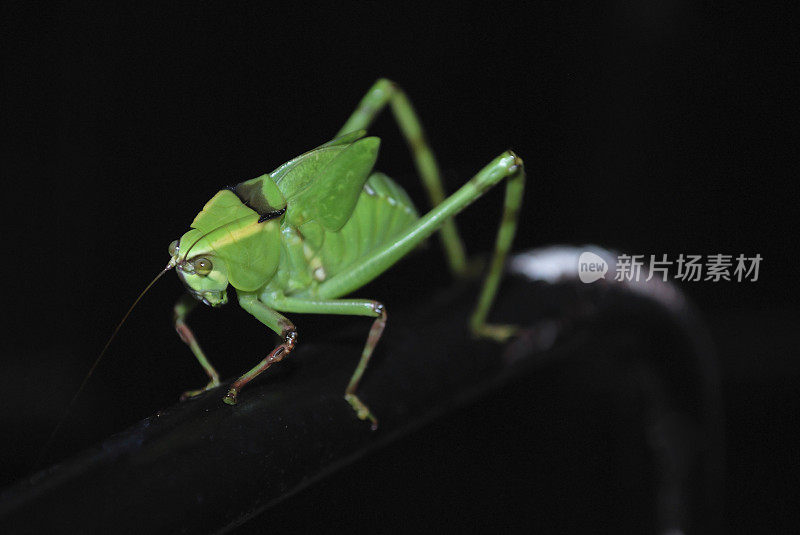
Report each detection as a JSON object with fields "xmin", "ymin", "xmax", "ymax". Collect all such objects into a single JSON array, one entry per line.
[
  {"xmin": 275, "ymin": 132, "xmax": 380, "ymax": 231},
  {"xmin": 271, "ymin": 130, "xmax": 369, "ymax": 197}
]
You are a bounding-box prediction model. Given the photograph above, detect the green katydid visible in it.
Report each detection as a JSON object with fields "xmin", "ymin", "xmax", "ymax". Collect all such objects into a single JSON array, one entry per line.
[
  {"xmin": 166, "ymin": 79, "xmax": 526, "ymax": 429},
  {"xmin": 44, "ymin": 78, "xmax": 525, "ymax": 449}
]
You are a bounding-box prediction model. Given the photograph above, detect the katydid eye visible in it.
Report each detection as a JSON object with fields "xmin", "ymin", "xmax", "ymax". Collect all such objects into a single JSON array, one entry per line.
[
  {"xmin": 168, "ymin": 240, "xmax": 179, "ymax": 257},
  {"xmin": 193, "ymin": 257, "xmax": 213, "ymax": 276}
]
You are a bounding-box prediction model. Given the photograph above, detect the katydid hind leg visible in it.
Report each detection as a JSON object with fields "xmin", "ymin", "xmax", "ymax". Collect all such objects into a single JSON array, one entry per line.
[
  {"xmin": 468, "ymin": 160, "xmax": 526, "ymax": 342},
  {"xmin": 174, "ymin": 293, "xmax": 221, "ymax": 400},
  {"xmin": 316, "ymin": 151, "xmax": 526, "ymax": 309},
  {"xmin": 338, "ymin": 78, "xmax": 468, "ymax": 277}
]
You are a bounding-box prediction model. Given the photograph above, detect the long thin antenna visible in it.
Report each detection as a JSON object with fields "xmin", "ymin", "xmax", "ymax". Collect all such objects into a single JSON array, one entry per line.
[{"xmin": 32, "ymin": 263, "xmax": 174, "ymax": 472}]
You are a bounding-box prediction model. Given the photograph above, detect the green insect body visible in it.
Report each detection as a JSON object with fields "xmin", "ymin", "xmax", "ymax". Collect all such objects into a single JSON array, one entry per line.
[{"xmin": 168, "ymin": 79, "xmax": 526, "ymax": 429}]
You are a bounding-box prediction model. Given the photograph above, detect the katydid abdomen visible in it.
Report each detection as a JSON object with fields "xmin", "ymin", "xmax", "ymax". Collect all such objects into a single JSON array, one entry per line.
[{"xmin": 267, "ymin": 171, "xmax": 420, "ymax": 297}]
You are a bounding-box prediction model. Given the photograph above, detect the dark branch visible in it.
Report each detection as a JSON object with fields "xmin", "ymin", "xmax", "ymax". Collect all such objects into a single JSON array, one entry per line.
[{"xmin": 0, "ymin": 251, "xmax": 723, "ymax": 533}]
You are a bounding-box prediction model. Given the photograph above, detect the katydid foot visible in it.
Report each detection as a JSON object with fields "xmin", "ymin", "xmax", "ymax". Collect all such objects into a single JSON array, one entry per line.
[
  {"xmin": 180, "ymin": 379, "xmax": 221, "ymax": 401},
  {"xmin": 345, "ymin": 393, "xmax": 378, "ymax": 430},
  {"xmin": 471, "ymin": 323, "xmax": 519, "ymax": 343},
  {"xmin": 222, "ymin": 387, "xmax": 239, "ymax": 405}
]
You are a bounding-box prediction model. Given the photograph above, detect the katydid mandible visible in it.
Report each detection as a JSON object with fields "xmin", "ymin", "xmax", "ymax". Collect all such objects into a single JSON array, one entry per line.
[{"xmin": 172, "ymin": 79, "xmax": 525, "ymax": 429}]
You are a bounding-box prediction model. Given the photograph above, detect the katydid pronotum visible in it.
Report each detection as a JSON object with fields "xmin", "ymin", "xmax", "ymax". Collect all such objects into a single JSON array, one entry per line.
[{"xmin": 71, "ymin": 79, "xmax": 526, "ymax": 439}]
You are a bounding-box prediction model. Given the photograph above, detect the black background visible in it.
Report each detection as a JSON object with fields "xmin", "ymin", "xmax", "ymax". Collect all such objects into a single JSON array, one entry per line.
[{"xmin": 2, "ymin": 2, "xmax": 797, "ymax": 533}]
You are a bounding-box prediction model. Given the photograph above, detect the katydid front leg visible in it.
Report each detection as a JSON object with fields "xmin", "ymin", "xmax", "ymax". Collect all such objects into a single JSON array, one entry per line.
[{"xmin": 174, "ymin": 293, "xmax": 221, "ymax": 399}]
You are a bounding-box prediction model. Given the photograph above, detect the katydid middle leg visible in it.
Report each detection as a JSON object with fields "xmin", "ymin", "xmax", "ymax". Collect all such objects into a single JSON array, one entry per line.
[
  {"xmin": 227, "ymin": 293, "xmax": 386, "ymax": 429},
  {"xmin": 337, "ymin": 78, "xmax": 469, "ymax": 277},
  {"xmin": 258, "ymin": 294, "xmax": 387, "ymax": 429},
  {"xmin": 174, "ymin": 293, "xmax": 221, "ymax": 400}
]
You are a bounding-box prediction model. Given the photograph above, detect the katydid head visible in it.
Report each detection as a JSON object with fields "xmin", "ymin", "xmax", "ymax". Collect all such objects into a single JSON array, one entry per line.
[
  {"xmin": 169, "ymin": 238, "xmax": 230, "ymax": 307},
  {"xmin": 168, "ymin": 187, "xmax": 286, "ymax": 306}
]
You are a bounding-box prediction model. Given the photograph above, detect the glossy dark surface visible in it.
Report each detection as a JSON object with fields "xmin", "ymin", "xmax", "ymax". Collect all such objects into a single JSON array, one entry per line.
[{"xmin": 0, "ymin": 268, "xmax": 722, "ymax": 533}]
